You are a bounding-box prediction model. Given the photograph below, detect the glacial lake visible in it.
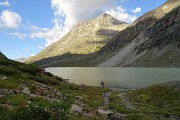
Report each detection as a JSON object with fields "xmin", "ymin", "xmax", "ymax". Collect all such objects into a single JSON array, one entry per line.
[{"xmin": 46, "ymin": 67, "xmax": 180, "ymax": 88}]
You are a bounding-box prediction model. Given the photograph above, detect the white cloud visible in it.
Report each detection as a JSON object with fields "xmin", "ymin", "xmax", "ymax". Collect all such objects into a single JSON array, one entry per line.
[
  {"xmin": 0, "ymin": 10, "xmax": 22, "ymax": 29},
  {"xmin": 30, "ymin": 54, "xmax": 35, "ymax": 57},
  {"xmin": 7, "ymin": 32, "xmax": 27, "ymax": 39},
  {"xmin": 132, "ymin": 7, "xmax": 142, "ymax": 13},
  {"xmin": 51, "ymin": 0, "xmax": 115, "ymax": 31},
  {"xmin": 0, "ymin": 0, "xmax": 10, "ymax": 7},
  {"xmin": 105, "ymin": 6, "xmax": 137, "ymax": 23},
  {"xmin": 38, "ymin": 45, "xmax": 43, "ymax": 49},
  {"xmin": 29, "ymin": 25, "xmax": 68, "ymax": 46}
]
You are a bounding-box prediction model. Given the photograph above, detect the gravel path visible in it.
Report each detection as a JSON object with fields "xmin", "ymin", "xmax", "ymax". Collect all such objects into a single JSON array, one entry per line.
[
  {"xmin": 103, "ymin": 87, "xmax": 133, "ymax": 109},
  {"xmin": 103, "ymin": 91, "xmax": 111, "ymax": 108}
]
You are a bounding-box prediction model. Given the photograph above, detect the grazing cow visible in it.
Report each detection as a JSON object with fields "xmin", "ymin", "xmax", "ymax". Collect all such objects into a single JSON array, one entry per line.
[{"xmin": 101, "ymin": 81, "xmax": 105, "ymax": 88}]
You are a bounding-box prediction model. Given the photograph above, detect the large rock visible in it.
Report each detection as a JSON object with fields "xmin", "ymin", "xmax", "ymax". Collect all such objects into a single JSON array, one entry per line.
[
  {"xmin": 2, "ymin": 76, "xmax": 7, "ymax": 80},
  {"xmin": 113, "ymin": 113, "xmax": 127, "ymax": 120},
  {"xmin": 21, "ymin": 86, "xmax": 30, "ymax": 95},
  {"xmin": 70, "ymin": 104, "xmax": 83, "ymax": 115},
  {"xmin": 98, "ymin": 108, "xmax": 113, "ymax": 117}
]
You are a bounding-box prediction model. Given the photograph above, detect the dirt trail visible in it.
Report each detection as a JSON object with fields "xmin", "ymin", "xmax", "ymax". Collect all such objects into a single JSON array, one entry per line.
[
  {"xmin": 118, "ymin": 93, "xmax": 136, "ymax": 110},
  {"xmin": 103, "ymin": 87, "xmax": 133, "ymax": 109}
]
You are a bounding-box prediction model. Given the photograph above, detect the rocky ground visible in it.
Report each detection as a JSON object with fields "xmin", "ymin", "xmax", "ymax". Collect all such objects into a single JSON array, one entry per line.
[{"xmin": 0, "ymin": 67, "xmax": 180, "ymax": 120}]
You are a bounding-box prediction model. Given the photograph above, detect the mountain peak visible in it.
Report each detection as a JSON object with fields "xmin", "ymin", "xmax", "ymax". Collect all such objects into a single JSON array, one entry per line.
[
  {"xmin": 27, "ymin": 12, "xmax": 129, "ymax": 63},
  {"xmin": 101, "ymin": 13, "xmax": 113, "ymax": 18},
  {"xmin": 98, "ymin": 13, "xmax": 116, "ymax": 20},
  {"xmin": 94, "ymin": 13, "xmax": 128, "ymax": 25}
]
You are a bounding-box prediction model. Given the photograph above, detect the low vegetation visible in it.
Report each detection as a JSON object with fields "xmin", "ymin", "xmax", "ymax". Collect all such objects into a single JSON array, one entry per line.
[
  {"xmin": 128, "ymin": 83, "xmax": 180, "ymax": 116},
  {"xmin": 0, "ymin": 55, "xmax": 180, "ymax": 120},
  {"xmin": 0, "ymin": 56, "xmax": 110, "ymax": 120},
  {"xmin": 108, "ymin": 82, "xmax": 180, "ymax": 119}
]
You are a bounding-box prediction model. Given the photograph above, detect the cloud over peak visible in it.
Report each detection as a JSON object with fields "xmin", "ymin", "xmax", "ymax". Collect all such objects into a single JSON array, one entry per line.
[
  {"xmin": 105, "ymin": 6, "xmax": 137, "ymax": 23},
  {"xmin": 50, "ymin": 0, "xmax": 116, "ymax": 36},
  {"xmin": 7, "ymin": 0, "xmax": 141, "ymax": 47}
]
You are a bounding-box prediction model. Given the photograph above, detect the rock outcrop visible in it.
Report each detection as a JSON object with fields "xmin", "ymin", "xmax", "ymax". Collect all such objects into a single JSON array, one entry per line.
[{"xmin": 70, "ymin": 104, "xmax": 83, "ymax": 115}]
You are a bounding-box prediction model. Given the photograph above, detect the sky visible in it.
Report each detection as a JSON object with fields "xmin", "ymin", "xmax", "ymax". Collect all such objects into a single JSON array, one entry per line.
[{"xmin": 0, "ymin": 0, "xmax": 166, "ymax": 59}]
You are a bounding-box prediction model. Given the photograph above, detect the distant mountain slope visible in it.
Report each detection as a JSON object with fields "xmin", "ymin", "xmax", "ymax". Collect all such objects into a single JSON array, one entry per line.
[
  {"xmin": 27, "ymin": 13, "xmax": 128, "ymax": 63},
  {"xmin": 15, "ymin": 57, "xmax": 32, "ymax": 63},
  {"xmin": 14, "ymin": 58, "xmax": 27, "ymax": 63}
]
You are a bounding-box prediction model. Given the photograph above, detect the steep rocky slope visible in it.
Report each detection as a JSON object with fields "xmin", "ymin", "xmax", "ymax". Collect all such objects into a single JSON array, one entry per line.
[
  {"xmin": 99, "ymin": 0, "xmax": 180, "ymax": 67},
  {"xmin": 27, "ymin": 14, "xmax": 128, "ymax": 63}
]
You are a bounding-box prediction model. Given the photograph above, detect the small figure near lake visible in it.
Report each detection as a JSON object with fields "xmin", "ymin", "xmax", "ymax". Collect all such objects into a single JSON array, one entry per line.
[
  {"xmin": 101, "ymin": 81, "xmax": 105, "ymax": 88},
  {"xmin": 81, "ymin": 83, "xmax": 86, "ymax": 90},
  {"xmin": 64, "ymin": 79, "xmax": 69, "ymax": 83}
]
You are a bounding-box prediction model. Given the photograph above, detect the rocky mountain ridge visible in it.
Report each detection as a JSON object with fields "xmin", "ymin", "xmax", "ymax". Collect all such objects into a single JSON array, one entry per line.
[{"xmin": 27, "ymin": 13, "xmax": 128, "ymax": 63}]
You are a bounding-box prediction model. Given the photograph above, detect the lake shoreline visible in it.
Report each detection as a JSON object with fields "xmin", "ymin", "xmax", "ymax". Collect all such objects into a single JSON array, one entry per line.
[{"xmin": 46, "ymin": 67, "xmax": 180, "ymax": 88}]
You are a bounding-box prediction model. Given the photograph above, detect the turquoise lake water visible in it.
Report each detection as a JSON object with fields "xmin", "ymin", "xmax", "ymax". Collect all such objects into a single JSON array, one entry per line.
[{"xmin": 46, "ymin": 67, "xmax": 180, "ymax": 88}]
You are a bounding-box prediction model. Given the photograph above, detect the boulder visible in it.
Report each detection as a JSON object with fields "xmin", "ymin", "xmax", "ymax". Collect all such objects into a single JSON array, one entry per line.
[
  {"xmin": 70, "ymin": 104, "xmax": 83, "ymax": 115},
  {"xmin": 2, "ymin": 76, "xmax": 7, "ymax": 80},
  {"xmin": 14, "ymin": 89, "xmax": 21, "ymax": 94},
  {"xmin": 97, "ymin": 108, "xmax": 113, "ymax": 117},
  {"xmin": 113, "ymin": 113, "xmax": 127, "ymax": 120},
  {"xmin": 22, "ymin": 87, "xmax": 30, "ymax": 95},
  {"xmin": 27, "ymin": 101, "xmax": 32, "ymax": 104},
  {"xmin": 29, "ymin": 94, "xmax": 38, "ymax": 98}
]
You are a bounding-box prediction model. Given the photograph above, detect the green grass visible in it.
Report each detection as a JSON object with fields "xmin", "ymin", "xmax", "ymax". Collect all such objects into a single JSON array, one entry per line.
[
  {"xmin": 0, "ymin": 90, "xmax": 74, "ymax": 120},
  {"xmin": 70, "ymin": 115, "xmax": 107, "ymax": 120},
  {"xmin": 0, "ymin": 79, "xmax": 19, "ymax": 89},
  {"xmin": 127, "ymin": 115, "xmax": 156, "ymax": 120},
  {"xmin": 5, "ymin": 94, "xmax": 28, "ymax": 106},
  {"xmin": 0, "ymin": 104, "xmax": 71, "ymax": 120},
  {"xmin": 108, "ymin": 91, "xmax": 134, "ymax": 114},
  {"xmin": 30, "ymin": 96, "xmax": 50, "ymax": 106},
  {"xmin": 56, "ymin": 83, "xmax": 110, "ymax": 111},
  {"xmin": 0, "ymin": 56, "xmax": 76, "ymax": 119},
  {"xmin": 128, "ymin": 83, "xmax": 180, "ymax": 116},
  {"xmin": 0, "ymin": 65, "xmax": 20, "ymax": 76}
]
